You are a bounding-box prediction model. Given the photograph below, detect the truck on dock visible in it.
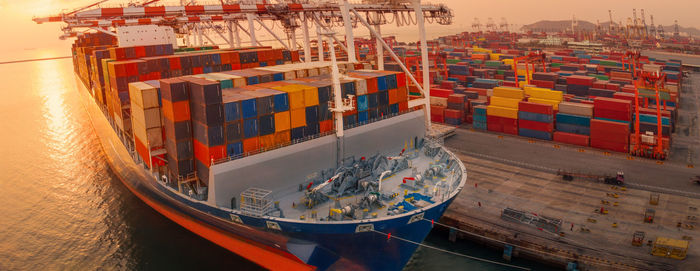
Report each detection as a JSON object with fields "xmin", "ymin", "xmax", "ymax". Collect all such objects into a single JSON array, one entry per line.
[{"xmin": 557, "ymin": 170, "xmax": 625, "ymax": 186}]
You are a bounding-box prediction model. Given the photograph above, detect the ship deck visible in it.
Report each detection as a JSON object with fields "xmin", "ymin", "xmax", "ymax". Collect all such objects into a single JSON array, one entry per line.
[{"xmin": 276, "ymin": 147, "xmax": 461, "ymax": 221}]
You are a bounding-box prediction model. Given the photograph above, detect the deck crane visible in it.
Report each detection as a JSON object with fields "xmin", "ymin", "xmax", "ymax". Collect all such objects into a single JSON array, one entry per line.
[
  {"xmin": 640, "ymin": 9, "xmax": 648, "ymax": 39},
  {"xmin": 649, "ymin": 15, "xmax": 657, "ymax": 39},
  {"xmin": 632, "ymin": 71, "xmax": 668, "ymax": 160},
  {"xmin": 512, "ymin": 51, "xmax": 546, "ymax": 87}
]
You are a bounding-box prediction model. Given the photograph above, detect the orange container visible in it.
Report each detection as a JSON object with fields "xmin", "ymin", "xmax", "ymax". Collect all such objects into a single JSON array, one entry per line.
[
  {"xmin": 397, "ymin": 86, "xmax": 408, "ymax": 102},
  {"xmin": 290, "ymin": 108, "xmax": 306, "ymax": 128},
  {"xmin": 319, "ymin": 119, "xmax": 334, "ymax": 133},
  {"xmin": 274, "ymin": 111, "xmax": 291, "ymax": 132},
  {"xmin": 366, "ymin": 77, "xmax": 378, "ymax": 93},
  {"xmin": 162, "ymin": 99, "xmax": 191, "ymax": 122},
  {"xmin": 243, "ymin": 137, "xmax": 259, "ymax": 153},
  {"xmin": 274, "ymin": 131, "xmax": 290, "ymax": 145},
  {"xmin": 135, "ymin": 136, "xmax": 151, "ymax": 168},
  {"xmin": 388, "ymin": 88, "xmax": 399, "ymax": 104},
  {"xmin": 259, "ymin": 134, "xmax": 275, "ymax": 149}
]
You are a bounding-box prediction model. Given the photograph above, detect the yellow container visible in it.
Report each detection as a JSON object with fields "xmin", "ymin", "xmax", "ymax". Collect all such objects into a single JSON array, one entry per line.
[
  {"xmin": 486, "ymin": 105, "xmax": 518, "ymax": 119},
  {"xmin": 490, "ymin": 96, "xmax": 521, "ymax": 109},
  {"xmin": 290, "ymin": 108, "xmax": 306, "ymax": 128},
  {"xmin": 502, "ymin": 59, "xmax": 514, "ymax": 65},
  {"xmin": 525, "ymin": 87, "xmax": 564, "ymax": 101},
  {"xmin": 492, "ymin": 87, "xmax": 524, "ymax": 99},
  {"xmin": 274, "ymin": 111, "xmax": 291, "ymax": 132},
  {"xmin": 489, "ymin": 53, "xmax": 502, "ymax": 61},
  {"xmin": 528, "ymin": 98, "xmax": 561, "ymax": 110},
  {"xmin": 300, "ymin": 85, "xmax": 319, "ymax": 106}
]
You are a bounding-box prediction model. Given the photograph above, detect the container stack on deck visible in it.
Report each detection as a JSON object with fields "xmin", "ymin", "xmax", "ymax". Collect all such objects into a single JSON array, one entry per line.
[{"xmin": 161, "ymin": 78, "xmax": 195, "ymax": 179}]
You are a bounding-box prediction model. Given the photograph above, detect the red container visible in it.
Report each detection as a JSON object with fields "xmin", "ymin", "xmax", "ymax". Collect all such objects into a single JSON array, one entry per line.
[
  {"xmin": 590, "ymin": 139, "xmax": 629, "ymax": 153},
  {"xmin": 518, "ymin": 101, "xmax": 553, "ymax": 115},
  {"xmin": 553, "ymin": 132, "xmax": 589, "ymax": 146},
  {"xmin": 592, "ymin": 81, "xmax": 607, "ymax": 89},
  {"xmin": 398, "ymin": 101, "xmax": 408, "ymax": 112},
  {"xmin": 430, "ymin": 88, "xmax": 453, "ymax": 98},
  {"xmin": 444, "ymin": 109, "xmax": 463, "ymax": 119},
  {"xmin": 447, "ymin": 94, "xmax": 466, "ymax": 104},
  {"xmin": 319, "ymin": 119, "xmax": 334, "ymax": 133},
  {"xmin": 501, "ymin": 81, "xmax": 517, "ymax": 87},
  {"xmin": 440, "ymin": 81, "xmax": 455, "ymax": 89},
  {"xmin": 594, "ymin": 108, "xmax": 631, "ymax": 121},
  {"xmin": 590, "ymin": 119, "xmax": 630, "ymax": 144},
  {"xmin": 396, "ymin": 72, "xmax": 406, "ymax": 88},
  {"xmin": 487, "ymin": 115, "xmax": 518, "ymax": 135},
  {"xmin": 135, "ymin": 136, "xmax": 151, "ymax": 168},
  {"xmin": 566, "ymin": 75, "xmax": 596, "ymax": 86},
  {"xmin": 594, "ymin": 97, "xmax": 632, "ymax": 112},
  {"xmin": 193, "ymin": 139, "xmax": 226, "ymax": 166},
  {"xmin": 605, "ymin": 83, "xmax": 620, "ymax": 91},
  {"xmin": 531, "ymin": 80, "xmax": 555, "ymax": 89},
  {"xmin": 467, "ymin": 87, "xmax": 488, "ymax": 96},
  {"xmin": 518, "ymin": 119, "xmax": 553, "ymax": 132}
]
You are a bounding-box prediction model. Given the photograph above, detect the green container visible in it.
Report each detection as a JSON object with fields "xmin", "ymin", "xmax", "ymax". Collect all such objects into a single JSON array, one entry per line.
[
  {"xmin": 485, "ymin": 60, "xmax": 502, "ymax": 67},
  {"xmin": 550, "ymin": 63, "xmax": 563, "ymax": 67},
  {"xmin": 591, "ymin": 74, "xmax": 609, "ymax": 81},
  {"xmin": 497, "ymin": 70, "xmax": 505, "ymax": 75},
  {"xmin": 446, "ymin": 59, "xmax": 460, "ymax": 64}
]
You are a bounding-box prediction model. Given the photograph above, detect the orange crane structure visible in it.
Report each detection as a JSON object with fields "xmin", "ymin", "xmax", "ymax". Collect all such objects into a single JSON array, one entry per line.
[
  {"xmin": 632, "ymin": 71, "xmax": 668, "ymax": 160},
  {"xmin": 512, "ymin": 51, "xmax": 547, "ymax": 86}
]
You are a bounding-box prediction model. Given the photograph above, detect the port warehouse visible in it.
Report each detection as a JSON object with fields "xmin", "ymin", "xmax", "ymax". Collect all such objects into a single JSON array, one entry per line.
[
  {"xmin": 373, "ymin": 32, "xmax": 683, "ymax": 158},
  {"xmin": 72, "ymin": 32, "xmax": 413, "ymax": 189}
]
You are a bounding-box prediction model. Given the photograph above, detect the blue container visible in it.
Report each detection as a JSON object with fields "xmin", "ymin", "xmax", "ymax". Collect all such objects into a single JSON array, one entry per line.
[
  {"xmin": 259, "ymin": 114, "xmax": 275, "ymax": 136},
  {"xmin": 212, "ymin": 54, "xmax": 221, "ymax": 65},
  {"xmin": 243, "ymin": 118, "xmax": 258, "ymax": 138},
  {"xmin": 368, "ymin": 93, "xmax": 379, "ymax": 108},
  {"xmin": 377, "ymin": 76, "xmax": 388, "ymax": 91},
  {"xmin": 305, "ymin": 106, "xmax": 319, "ymax": 125},
  {"xmin": 259, "ymin": 61, "xmax": 267, "ymax": 67},
  {"xmin": 596, "ymin": 117, "xmax": 630, "ymax": 125},
  {"xmin": 273, "ymin": 92, "xmax": 289, "ymax": 112},
  {"xmin": 344, "ymin": 81, "xmax": 357, "ymax": 96},
  {"xmin": 246, "ymin": 76, "xmax": 259, "ymax": 85},
  {"xmin": 445, "ymin": 117, "xmax": 462, "ymax": 125},
  {"xmin": 344, "ymin": 114, "xmax": 357, "ymax": 128},
  {"xmin": 555, "ymin": 123, "xmax": 590, "ymax": 135},
  {"xmin": 223, "ymin": 101, "xmax": 241, "ymax": 122},
  {"xmin": 318, "ymin": 102, "xmax": 331, "ymax": 121},
  {"xmin": 317, "ymin": 85, "xmax": 331, "ymax": 103},
  {"xmin": 473, "ymin": 114, "xmax": 487, "ymax": 122},
  {"xmin": 193, "ymin": 122, "xmax": 224, "ymax": 146},
  {"xmin": 304, "ymin": 123, "xmax": 319, "ymax": 137},
  {"xmin": 378, "ymin": 91, "xmax": 389, "ymax": 105},
  {"xmin": 556, "ymin": 113, "xmax": 590, "ymax": 126},
  {"xmin": 389, "ymin": 103, "xmax": 399, "ymax": 114},
  {"xmin": 637, "ymin": 114, "xmax": 671, "ymax": 125},
  {"xmin": 473, "ymin": 121, "xmax": 487, "ymax": 130},
  {"xmin": 241, "ymin": 97, "xmax": 257, "ymax": 119},
  {"xmin": 272, "ymin": 73, "xmax": 284, "ymax": 81},
  {"xmin": 291, "ymin": 127, "xmax": 305, "ymax": 140},
  {"xmin": 519, "ymin": 112, "xmax": 554, "ymax": 123},
  {"xmin": 226, "ymin": 141, "xmax": 243, "ymax": 157},
  {"xmin": 386, "ymin": 74, "xmax": 397, "ymax": 90},
  {"xmin": 358, "ymin": 111, "xmax": 369, "ymax": 123},
  {"xmin": 519, "ymin": 128, "xmax": 552, "ymax": 140},
  {"xmin": 357, "ymin": 95, "xmax": 369, "ymax": 112},
  {"xmin": 473, "ymin": 107, "xmax": 487, "ymax": 116},
  {"xmin": 225, "ymin": 121, "xmax": 242, "ymax": 142}
]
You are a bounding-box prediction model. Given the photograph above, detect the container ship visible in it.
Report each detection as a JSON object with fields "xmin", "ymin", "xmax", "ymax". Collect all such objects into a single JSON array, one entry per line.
[{"xmin": 35, "ymin": 1, "xmax": 464, "ymax": 270}]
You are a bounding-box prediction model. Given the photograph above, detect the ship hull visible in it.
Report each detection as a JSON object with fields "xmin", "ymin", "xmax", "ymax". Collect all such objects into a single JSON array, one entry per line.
[{"xmin": 78, "ymin": 77, "xmax": 462, "ymax": 271}]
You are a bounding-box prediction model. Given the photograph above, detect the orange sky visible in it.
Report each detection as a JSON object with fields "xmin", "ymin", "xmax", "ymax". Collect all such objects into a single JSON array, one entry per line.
[{"xmin": 1, "ymin": 0, "xmax": 698, "ymax": 60}]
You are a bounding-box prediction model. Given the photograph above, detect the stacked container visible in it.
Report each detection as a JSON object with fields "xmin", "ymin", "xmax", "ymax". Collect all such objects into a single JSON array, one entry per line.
[
  {"xmin": 187, "ymin": 78, "xmax": 225, "ymax": 185},
  {"xmin": 524, "ymin": 86, "xmax": 563, "ymax": 110},
  {"xmin": 472, "ymin": 105, "xmax": 487, "ymax": 130},
  {"xmin": 517, "ymin": 101, "xmax": 554, "ymax": 140},
  {"xmin": 486, "ymin": 87, "xmax": 522, "ymax": 135},
  {"xmin": 565, "ymin": 75, "xmax": 596, "ymax": 97},
  {"xmin": 445, "ymin": 93, "xmax": 466, "ymax": 125},
  {"xmin": 161, "ymin": 78, "xmax": 195, "ymax": 179},
  {"xmin": 129, "ymin": 82, "xmax": 164, "ymax": 169},
  {"xmin": 554, "ymin": 101, "xmax": 594, "ymax": 146},
  {"xmin": 590, "ymin": 97, "xmax": 632, "ymax": 152}
]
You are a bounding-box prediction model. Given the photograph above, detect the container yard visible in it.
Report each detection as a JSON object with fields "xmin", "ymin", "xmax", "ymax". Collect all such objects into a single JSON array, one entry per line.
[{"xmin": 19, "ymin": 0, "xmax": 700, "ymax": 270}]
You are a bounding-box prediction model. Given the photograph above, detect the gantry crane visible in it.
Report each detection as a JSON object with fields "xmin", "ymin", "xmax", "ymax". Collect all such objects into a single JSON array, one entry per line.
[
  {"xmin": 632, "ymin": 70, "xmax": 668, "ymax": 160},
  {"xmin": 512, "ymin": 51, "xmax": 547, "ymax": 86}
]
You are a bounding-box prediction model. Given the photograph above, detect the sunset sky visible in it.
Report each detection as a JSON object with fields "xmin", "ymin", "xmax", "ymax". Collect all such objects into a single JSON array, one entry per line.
[{"xmin": 1, "ymin": 0, "xmax": 698, "ymax": 60}]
